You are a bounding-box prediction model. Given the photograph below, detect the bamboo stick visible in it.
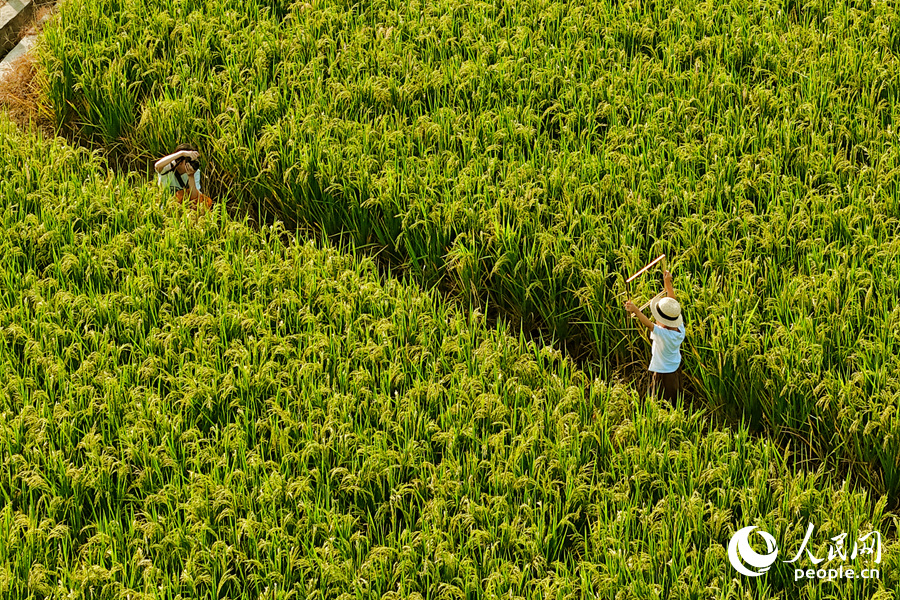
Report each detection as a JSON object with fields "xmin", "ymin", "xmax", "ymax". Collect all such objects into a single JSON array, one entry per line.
[{"xmin": 626, "ymin": 254, "xmax": 666, "ymax": 284}]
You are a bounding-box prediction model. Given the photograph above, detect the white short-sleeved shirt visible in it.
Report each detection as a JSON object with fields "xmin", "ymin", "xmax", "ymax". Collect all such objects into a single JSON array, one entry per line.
[
  {"xmin": 648, "ymin": 324, "xmax": 685, "ymax": 373},
  {"xmin": 157, "ymin": 166, "xmax": 201, "ymax": 193}
]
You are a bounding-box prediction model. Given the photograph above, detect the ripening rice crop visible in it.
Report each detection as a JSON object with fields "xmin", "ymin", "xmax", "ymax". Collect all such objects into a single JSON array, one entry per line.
[
  {"xmin": 32, "ymin": 0, "xmax": 900, "ymax": 496},
  {"xmin": 1, "ymin": 115, "xmax": 897, "ymax": 598}
]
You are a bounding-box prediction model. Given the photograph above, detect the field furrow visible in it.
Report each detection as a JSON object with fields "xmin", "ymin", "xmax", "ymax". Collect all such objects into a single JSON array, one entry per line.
[
  {"xmin": 32, "ymin": 0, "xmax": 900, "ymax": 495},
  {"xmin": 0, "ymin": 112, "xmax": 897, "ymax": 599}
]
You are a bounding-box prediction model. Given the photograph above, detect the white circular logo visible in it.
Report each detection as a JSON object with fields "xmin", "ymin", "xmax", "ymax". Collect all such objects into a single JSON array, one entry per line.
[{"xmin": 728, "ymin": 526, "xmax": 779, "ymax": 577}]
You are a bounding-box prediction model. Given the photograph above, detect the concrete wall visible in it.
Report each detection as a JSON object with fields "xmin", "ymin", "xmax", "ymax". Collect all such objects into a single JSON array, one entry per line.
[{"xmin": 0, "ymin": 0, "xmax": 35, "ymax": 59}]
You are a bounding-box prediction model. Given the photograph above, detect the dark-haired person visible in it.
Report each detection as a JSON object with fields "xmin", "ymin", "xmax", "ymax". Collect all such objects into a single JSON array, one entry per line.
[
  {"xmin": 154, "ymin": 143, "xmax": 213, "ymax": 210},
  {"xmin": 624, "ymin": 269, "xmax": 686, "ymax": 402}
]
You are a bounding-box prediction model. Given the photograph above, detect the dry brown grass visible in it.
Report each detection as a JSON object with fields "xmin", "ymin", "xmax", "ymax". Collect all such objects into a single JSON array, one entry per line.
[
  {"xmin": 0, "ymin": 5, "xmax": 55, "ymax": 134},
  {"xmin": 0, "ymin": 52, "xmax": 54, "ymax": 135}
]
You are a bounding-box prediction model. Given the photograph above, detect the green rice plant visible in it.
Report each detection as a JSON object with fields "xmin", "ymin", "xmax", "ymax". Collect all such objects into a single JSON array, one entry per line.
[
  {"xmin": 1, "ymin": 114, "xmax": 898, "ymax": 598},
  {"xmin": 30, "ymin": 0, "xmax": 900, "ymax": 499}
]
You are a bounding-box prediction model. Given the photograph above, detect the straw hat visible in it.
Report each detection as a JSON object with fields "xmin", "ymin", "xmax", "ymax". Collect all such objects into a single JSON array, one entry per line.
[{"xmin": 650, "ymin": 296, "xmax": 683, "ymax": 328}]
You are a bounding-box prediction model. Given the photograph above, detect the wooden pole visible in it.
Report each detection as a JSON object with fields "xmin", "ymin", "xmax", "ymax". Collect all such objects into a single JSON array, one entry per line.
[
  {"xmin": 626, "ymin": 254, "xmax": 666, "ymax": 284},
  {"xmin": 625, "ymin": 254, "xmax": 668, "ymax": 320}
]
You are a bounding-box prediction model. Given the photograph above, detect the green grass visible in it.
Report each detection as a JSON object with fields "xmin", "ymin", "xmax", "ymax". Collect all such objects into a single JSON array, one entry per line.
[
  {"xmin": 32, "ymin": 0, "xmax": 900, "ymax": 496},
  {"xmin": 0, "ymin": 115, "xmax": 897, "ymax": 598}
]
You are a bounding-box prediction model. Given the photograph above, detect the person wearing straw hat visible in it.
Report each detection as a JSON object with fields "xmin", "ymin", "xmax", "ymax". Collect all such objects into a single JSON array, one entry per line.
[{"xmin": 624, "ymin": 270, "xmax": 685, "ymax": 402}]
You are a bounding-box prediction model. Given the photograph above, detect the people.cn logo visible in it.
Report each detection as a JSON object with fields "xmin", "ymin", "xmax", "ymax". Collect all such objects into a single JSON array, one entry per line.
[{"xmin": 728, "ymin": 526, "xmax": 779, "ymax": 577}]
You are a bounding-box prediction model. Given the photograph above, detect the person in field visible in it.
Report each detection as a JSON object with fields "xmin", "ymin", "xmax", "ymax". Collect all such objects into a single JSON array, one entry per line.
[
  {"xmin": 624, "ymin": 270, "xmax": 685, "ymax": 402},
  {"xmin": 154, "ymin": 143, "xmax": 213, "ymax": 210}
]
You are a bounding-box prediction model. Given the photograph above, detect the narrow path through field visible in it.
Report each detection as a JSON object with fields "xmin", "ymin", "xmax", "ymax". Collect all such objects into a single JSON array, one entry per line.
[{"xmin": 0, "ymin": 10, "xmax": 895, "ymax": 519}]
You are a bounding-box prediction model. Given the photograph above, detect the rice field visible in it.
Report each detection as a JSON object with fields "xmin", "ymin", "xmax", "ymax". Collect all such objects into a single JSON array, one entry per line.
[
  {"xmin": 0, "ymin": 112, "xmax": 897, "ymax": 598},
  {"xmin": 3, "ymin": 0, "xmax": 900, "ymax": 595},
  {"xmin": 30, "ymin": 0, "xmax": 900, "ymax": 498}
]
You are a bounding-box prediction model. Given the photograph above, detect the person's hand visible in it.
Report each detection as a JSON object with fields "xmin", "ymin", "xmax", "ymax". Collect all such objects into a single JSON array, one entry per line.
[
  {"xmin": 663, "ymin": 270, "xmax": 673, "ymax": 285},
  {"xmin": 181, "ymin": 150, "xmax": 199, "ymax": 160},
  {"xmin": 624, "ymin": 300, "xmax": 638, "ymax": 314},
  {"xmin": 183, "ymin": 162, "xmax": 196, "ymax": 175}
]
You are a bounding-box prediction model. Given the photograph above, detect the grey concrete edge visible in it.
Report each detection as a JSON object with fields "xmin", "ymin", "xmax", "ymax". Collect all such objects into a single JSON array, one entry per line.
[{"xmin": 0, "ymin": 0, "xmax": 36, "ymax": 59}]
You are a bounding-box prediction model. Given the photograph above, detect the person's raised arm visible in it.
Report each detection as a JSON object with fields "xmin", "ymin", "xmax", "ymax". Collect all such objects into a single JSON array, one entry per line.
[
  {"xmin": 625, "ymin": 300, "xmax": 655, "ymax": 331},
  {"xmin": 154, "ymin": 149, "xmax": 198, "ymax": 174},
  {"xmin": 154, "ymin": 150, "xmax": 184, "ymax": 173},
  {"xmin": 664, "ymin": 270, "xmax": 676, "ymax": 299}
]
